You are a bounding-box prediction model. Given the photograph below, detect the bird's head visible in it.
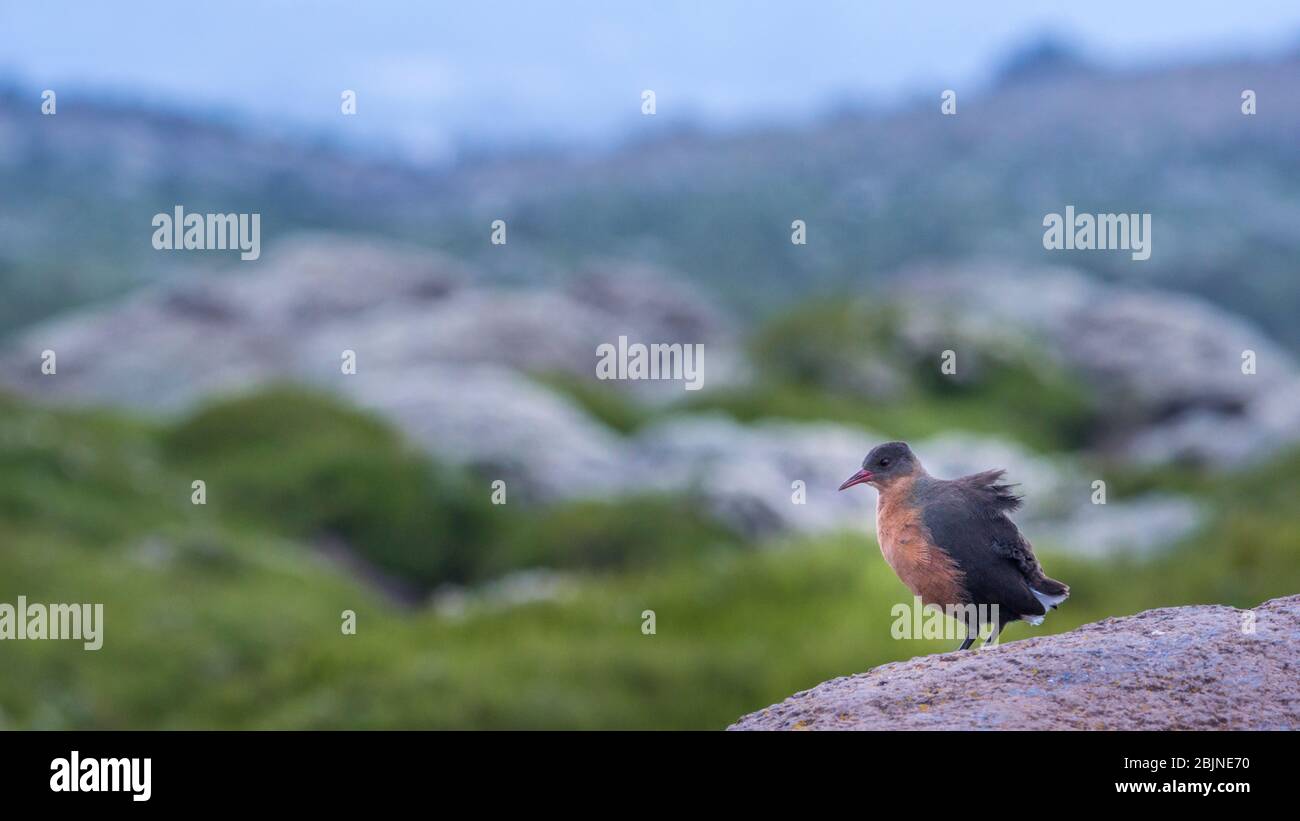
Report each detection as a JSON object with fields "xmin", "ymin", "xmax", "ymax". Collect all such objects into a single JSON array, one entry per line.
[{"xmin": 838, "ymin": 441, "xmax": 921, "ymax": 491}]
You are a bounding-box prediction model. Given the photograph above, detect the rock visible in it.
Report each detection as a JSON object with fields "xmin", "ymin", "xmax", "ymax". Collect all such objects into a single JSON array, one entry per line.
[
  {"xmin": 562, "ymin": 262, "xmax": 752, "ymax": 403},
  {"xmin": 729, "ymin": 594, "xmax": 1300, "ymax": 730},
  {"xmin": 0, "ymin": 235, "xmax": 739, "ymax": 499},
  {"xmin": 895, "ymin": 263, "xmax": 1300, "ymax": 468},
  {"xmin": 341, "ymin": 363, "xmax": 634, "ymax": 503},
  {"xmin": 1127, "ymin": 378, "xmax": 1300, "ymax": 467},
  {"xmin": 1046, "ymin": 493, "xmax": 1203, "ymax": 558},
  {"xmin": 0, "ymin": 233, "xmax": 472, "ymax": 411},
  {"xmin": 0, "ymin": 236, "xmax": 1208, "ymax": 553},
  {"xmin": 629, "ymin": 414, "xmax": 881, "ymax": 537},
  {"xmin": 0, "ymin": 233, "xmax": 743, "ymax": 406},
  {"xmin": 565, "ymin": 261, "xmax": 732, "ymax": 350}
]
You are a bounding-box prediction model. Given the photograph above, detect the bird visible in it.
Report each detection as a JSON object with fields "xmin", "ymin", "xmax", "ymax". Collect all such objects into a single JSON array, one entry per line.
[{"xmin": 838, "ymin": 441, "xmax": 1068, "ymax": 650}]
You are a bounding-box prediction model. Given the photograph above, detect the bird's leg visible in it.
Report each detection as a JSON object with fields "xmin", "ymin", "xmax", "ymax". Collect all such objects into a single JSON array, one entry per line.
[
  {"xmin": 955, "ymin": 612, "xmax": 981, "ymax": 650},
  {"xmin": 982, "ymin": 621, "xmax": 1006, "ymax": 648}
]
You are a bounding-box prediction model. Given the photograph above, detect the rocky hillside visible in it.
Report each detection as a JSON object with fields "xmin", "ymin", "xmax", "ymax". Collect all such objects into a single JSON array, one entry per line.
[
  {"xmin": 730, "ymin": 594, "xmax": 1300, "ymax": 730},
  {"xmin": 6, "ymin": 46, "xmax": 1300, "ymax": 347},
  {"xmin": 891, "ymin": 263, "xmax": 1300, "ymax": 468},
  {"xmin": 7, "ymin": 233, "xmax": 1267, "ymax": 553}
]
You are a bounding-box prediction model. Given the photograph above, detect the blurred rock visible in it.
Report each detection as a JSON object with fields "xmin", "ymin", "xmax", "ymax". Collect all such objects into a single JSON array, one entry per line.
[
  {"xmin": 3, "ymin": 234, "xmax": 743, "ymax": 403},
  {"xmin": 0, "ymin": 235, "xmax": 740, "ymax": 496},
  {"xmin": 629, "ymin": 414, "xmax": 880, "ymax": 537},
  {"xmin": 730, "ymin": 594, "xmax": 1300, "ymax": 730},
  {"xmin": 896, "ymin": 263, "xmax": 1300, "ymax": 467},
  {"xmin": 0, "ymin": 238, "xmax": 1209, "ymax": 554},
  {"xmin": 566, "ymin": 260, "xmax": 731, "ymax": 348},
  {"xmin": 0, "ymin": 234, "xmax": 471, "ymax": 411},
  {"xmin": 341, "ymin": 363, "xmax": 632, "ymax": 503},
  {"xmin": 1128, "ymin": 379, "xmax": 1300, "ymax": 467},
  {"xmin": 1048, "ymin": 493, "xmax": 1203, "ymax": 558}
]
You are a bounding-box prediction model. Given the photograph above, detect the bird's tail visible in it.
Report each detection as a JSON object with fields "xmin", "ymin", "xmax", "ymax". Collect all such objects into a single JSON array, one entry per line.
[{"xmin": 1029, "ymin": 575, "xmax": 1069, "ymax": 610}]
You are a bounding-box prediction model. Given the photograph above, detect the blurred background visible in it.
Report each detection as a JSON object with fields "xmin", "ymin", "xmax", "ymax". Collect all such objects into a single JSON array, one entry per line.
[{"xmin": 1, "ymin": 1, "xmax": 1299, "ymax": 729}]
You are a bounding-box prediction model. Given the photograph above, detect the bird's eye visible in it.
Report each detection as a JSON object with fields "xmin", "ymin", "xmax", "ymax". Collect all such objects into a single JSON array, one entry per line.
[{"xmin": 879, "ymin": 458, "xmax": 890, "ymax": 467}]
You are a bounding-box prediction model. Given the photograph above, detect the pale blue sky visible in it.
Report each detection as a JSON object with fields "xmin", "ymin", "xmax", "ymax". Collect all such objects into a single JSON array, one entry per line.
[{"xmin": 3, "ymin": 1, "xmax": 1298, "ymax": 161}]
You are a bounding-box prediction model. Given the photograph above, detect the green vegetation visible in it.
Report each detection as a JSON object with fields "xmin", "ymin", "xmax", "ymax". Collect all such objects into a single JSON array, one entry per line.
[
  {"xmin": 529, "ymin": 371, "xmax": 652, "ymax": 435},
  {"xmin": 540, "ymin": 298, "xmax": 1099, "ymax": 451},
  {"xmin": 1, "ymin": 386, "xmax": 1297, "ymax": 729},
  {"xmin": 158, "ymin": 387, "xmax": 741, "ymax": 588},
  {"xmin": 490, "ymin": 494, "xmax": 740, "ymax": 576},
  {"xmin": 161, "ymin": 387, "xmax": 501, "ymax": 588},
  {"xmin": 738, "ymin": 298, "xmax": 1098, "ymax": 450}
]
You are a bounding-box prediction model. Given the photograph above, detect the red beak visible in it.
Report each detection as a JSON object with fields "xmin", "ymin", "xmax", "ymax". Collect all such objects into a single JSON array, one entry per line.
[{"xmin": 838, "ymin": 469, "xmax": 873, "ymax": 491}]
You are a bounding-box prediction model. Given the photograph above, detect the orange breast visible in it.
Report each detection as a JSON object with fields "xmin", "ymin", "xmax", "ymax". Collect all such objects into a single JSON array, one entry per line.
[{"xmin": 875, "ymin": 481, "xmax": 967, "ymax": 608}]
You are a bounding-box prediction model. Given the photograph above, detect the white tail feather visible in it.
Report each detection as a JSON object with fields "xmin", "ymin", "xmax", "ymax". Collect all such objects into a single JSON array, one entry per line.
[{"xmin": 1022, "ymin": 588, "xmax": 1069, "ymax": 625}]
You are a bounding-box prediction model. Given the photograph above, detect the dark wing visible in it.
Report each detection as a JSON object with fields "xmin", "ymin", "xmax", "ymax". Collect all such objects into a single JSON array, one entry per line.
[
  {"xmin": 918, "ymin": 478, "xmax": 1046, "ymax": 620},
  {"xmin": 958, "ymin": 469, "xmax": 1023, "ymax": 512}
]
